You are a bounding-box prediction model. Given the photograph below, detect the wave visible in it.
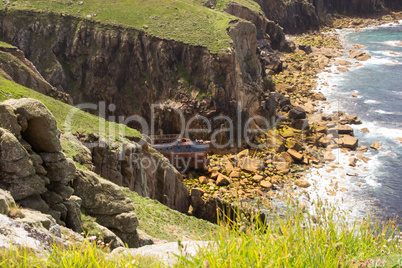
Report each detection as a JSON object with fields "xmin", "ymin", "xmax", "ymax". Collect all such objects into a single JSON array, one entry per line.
[
  {"xmin": 382, "ymin": 40, "xmax": 402, "ymax": 47},
  {"xmin": 364, "ymin": 99, "xmax": 380, "ymax": 104},
  {"xmin": 374, "ymin": 109, "xmax": 395, "ymax": 115}
]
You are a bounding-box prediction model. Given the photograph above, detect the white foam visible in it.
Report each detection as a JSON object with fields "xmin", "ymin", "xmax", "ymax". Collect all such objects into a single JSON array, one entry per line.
[
  {"xmin": 364, "ymin": 99, "xmax": 380, "ymax": 104},
  {"xmin": 383, "ymin": 40, "xmax": 402, "ymax": 47},
  {"xmin": 375, "ymin": 109, "xmax": 394, "ymax": 115}
]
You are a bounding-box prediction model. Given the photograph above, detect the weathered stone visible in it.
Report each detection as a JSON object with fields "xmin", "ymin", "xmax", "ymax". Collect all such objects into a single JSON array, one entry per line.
[
  {"xmin": 361, "ymin": 128, "xmax": 370, "ymax": 133},
  {"xmin": 64, "ymin": 196, "xmax": 83, "ymax": 232},
  {"xmin": 43, "ymin": 158, "xmax": 76, "ymax": 184},
  {"xmin": 0, "ymin": 103, "xmax": 21, "ymax": 139},
  {"xmin": 40, "ymin": 152, "xmax": 66, "ymax": 163},
  {"xmin": 72, "ymin": 170, "xmax": 135, "ymax": 215},
  {"xmin": 96, "ymin": 212, "xmax": 139, "ymax": 234},
  {"xmin": 4, "ymin": 98, "xmax": 61, "ymax": 152},
  {"xmin": 349, "ymin": 157, "xmax": 358, "ymax": 167},
  {"xmin": 342, "ymin": 135, "xmax": 358, "ymax": 150},
  {"xmin": 288, "ymin": 106, "xmax": 306, "ymax": 119},
  {"xmin": 190, "ymin": 187, "xmax": 204, "ymax": 197},
  {"xmin": 239, "ymin": 157, "xmax": 263, "ymax": 173},
  {"xmin": 260, "ymin": 180, "xmax": 272, "ymax": 188},
  {"xmin": 47, "ymin": 183, "xmax": 74, "ymax": 200},
  {"xmin": 41, "ymin": 191, "xmax": 63, "ymax": 205},
  {"xmin": 324, "ymin": 151, "xmax": 336, "ymax": 162},
  {"xmin": 287, "ymin": 149, "xmax": 303, "ymax": 162},
  {"xmin": 198, "ymin": 176, "xmax": 208, "ymax": 184},
  {"xmin": 237, "ymin": 149, "xmax": 249, "ymax": 158},
  {"xmin": 216, "ymin": 173, "xmax": 231, "ymax": 186},
  {"xmin": 19, "ymin": 194, "xmax": 50, "ymax": 214},
  {"xmin": 92, "ymin": 221, "xmax": 124, "ymax": 250},
  {"xmin": 2, "ymin": 174, "xmax": 48, "ymax": 201},
  {"xmin": 251, "ymin": 175, "xmax": 264, "ymax": 183},
  {"xmin": 295, "ymin": 179, "xmax": 311, "ymax": 188},
  {"xmin": 370, "ymin": 142, "xmax": 382, "ymax": 150},
  {"xmin": 0, "ymin": 189, "xmax": 16, "ymax": 215},
  {"xmin": 229, "ymin": 171, "xmax": 241, "ymax": 178}
]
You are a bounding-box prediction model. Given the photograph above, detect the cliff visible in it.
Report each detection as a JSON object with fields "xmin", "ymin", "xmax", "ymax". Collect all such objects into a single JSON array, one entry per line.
[{"xmin": 256, "ymin": 0, "xmax": 402, "ymax": 34}]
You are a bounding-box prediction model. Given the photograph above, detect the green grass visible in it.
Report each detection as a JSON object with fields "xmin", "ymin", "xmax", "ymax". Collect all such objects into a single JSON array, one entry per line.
[
  {"xmin": 4, "ymin": 0, "xmax": 251, "ymax": 54},
  {"xmin": 0, "ymin": 240, "xmax": 160, "ymax": 267},
  {"xmin": 0, "ymin": 41, "xmax": 15, "ymax": 49},
  {"xmin": 177, "ymin": 201, "xmax": 402, "ymax": 267},
  {"xmin": 123, "ymin": 188, "xmax": 219, "ymax": 242},
  {"xmin": 0, "ymin": 78, "xmax": 142, "ymax": 159}
]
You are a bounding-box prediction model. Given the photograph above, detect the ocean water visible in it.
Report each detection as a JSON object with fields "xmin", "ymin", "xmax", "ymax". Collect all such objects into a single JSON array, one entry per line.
[{"xmin": 302, "ymin": 22, "xmax": 402, "ymax": 222}]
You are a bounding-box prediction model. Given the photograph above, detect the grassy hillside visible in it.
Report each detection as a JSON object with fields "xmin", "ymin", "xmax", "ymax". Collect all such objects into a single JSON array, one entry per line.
[
  {"xmin": 0, "ymin": 41, "xmax": 15, "ymax": 48},
  {"xmin": 4, "ymin": 0, "xmax": 260, "ymax": 54},
  {"xmin": 123, "ymin": 188, "xmax": 218, "ymax": 242},
  {"xmin": 0, "ymin": 77, "xmax": 141, "ymax": 165}
]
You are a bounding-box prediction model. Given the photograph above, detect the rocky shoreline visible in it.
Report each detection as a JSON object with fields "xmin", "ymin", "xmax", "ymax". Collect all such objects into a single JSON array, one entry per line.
[{"xmin": 183, "ymin": 12, "xmax": 402, "ymax": 218}]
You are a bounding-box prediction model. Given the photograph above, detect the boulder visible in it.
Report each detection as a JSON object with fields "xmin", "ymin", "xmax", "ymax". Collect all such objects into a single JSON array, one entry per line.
[
  {"xmin": 216, "ymin": 173, "xmax": 231, "ymax": 186},
  {"xmin": 287, "ymin": 149, "xmax": 303, "ymax": 162},
  {"xmin": 96, "ymin": 212, "xmax": 139, "ymax": 234},
  {"xmin": 64, "ymin": 196, "xmax": 83, "ymax": 233},
  {"xmin": 324, "ymin": 151, "xmax": 336, "ymax": 162},
  {"xmin": 229, "ymin": 170, "xmax": 241, "ymax": 178},
  {"xmin": 72, "ymin": 170, "xmax": 135, "ymax": 215},
  {"xmin": 260, "ymin": 180, "xmax": 272, "ymax": 188},
  {"xmin": 295, "ymin": 179, "xmax": 311, "ymax": 188},
  {"xmin": 198, "ymin": 176, "xmax": 208, "ymax": 184},
  {"xmin": 288, "ymin": 107, "xmax": 306, "ymax": 119},
  {"xmin": 0, "ymin": 103, "xmax": 21, "ymax": 139},
  {"xmin": 370, "ymin": 142, "xmax": 382, "ymax": 150},
  {"xmin": 4, "ymin": 98, "xmax": 61, "ymax": 152},
  {"xmin": 92, "ymin": 221, "xmax": 124, "ymax": 250},
  {"xmin": 342, "ymin": 135, "xmax": 358, "ymax": 150},
  {"xmin": 0, "ymin": 189, "xmax": 16, "ymax": 215},
  {"xmin": 239, "ymin": 157, "xmax": 263, "ymax": 173},
  {"xmin": 251, "ymin": 175, "xmax": 264, "ymax": 183}
]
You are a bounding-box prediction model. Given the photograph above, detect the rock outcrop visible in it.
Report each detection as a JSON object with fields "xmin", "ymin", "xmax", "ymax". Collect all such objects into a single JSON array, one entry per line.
[
  {"xmin": 0, "ymin": 98, "xmax": 151, "ymax": 249},
  {"xmin": 0, "ymin": 46, "xmax": 72, "ymax": 103}
]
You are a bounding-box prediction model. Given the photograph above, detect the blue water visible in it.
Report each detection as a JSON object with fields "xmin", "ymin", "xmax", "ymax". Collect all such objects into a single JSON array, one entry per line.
[{"xmin": 323, "ymin": 23, "xmax": 402, "ymax": 221}]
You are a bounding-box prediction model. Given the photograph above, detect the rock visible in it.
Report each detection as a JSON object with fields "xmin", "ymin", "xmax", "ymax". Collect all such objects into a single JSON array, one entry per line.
[
  {"xmin": 348, "ymin": 50, "xmax": 371, "ymax": 61},
  {"xmin": 260, "ymin": 180, "xmax": 272, "ymax": 188},
  {"xmin": 251, "ymin": 175, "xmax": 264, "ymax": 183},
  {"xmin": 96, "ymin": 212, "xmax": 139, "ymax": 234},
  {"xmin": 288, "ymin": 106, "xmax": 306, "ymax": 119},
  {"xmin": 239, "ymin": 157, "xmax": 263, "ymax": 173},
  {"xmin": 92, "ymin": 221, "xmax": 124, "ymax": 250},
  {"xmin": 295, "ymin": 179, "xmax": 311, "ymax": 188},
  {"xmin": 370, "ymin": 142, "xmax": 382, "ymax": 150},
  {"xmin": 190, "ymin": 188, "xmax": 204, "ymax": 197},
  {"xmin": 64, "ymin": 197, "xmax": 83, "ymax": 233},
  {"xmin": 279, "ymin": 152, "xmax": 293, "ymax": 164},
  {"xmin": 4, "ymin": 98, "xmax": 61, "ymax": 152},
  {"xmin": 395, "ymin": 137, "xmax": 402, "ymax": 143},
  {"xmin": 72, "ymin": 170, "xmax": 135, "ymax": 215},
  {"xmin": 349, "ymin": 157, "xmax": 358, "ymax": 167},
  {"xmin": 337, "ymin": 67, "xmax": 349, "ymax": 72},
  {"xmin": 351, "ymin": 94, "xmax": 358, "ymax": 98},
  {"xmin": 0, "ymin": 103, "xmax": 21, "ymax": 139},
  {"xmin": 361, "ymin": 128, "xmax": 370, "ymax": 133},
  {"xmin": 237, "ymin": 149, "xmax": 249, "ymax": 158},
  {"xmin": 43, "ymin": 158, "xmax": 76, "ymax": 184},
  {"xmin": 0, "ymin": 189, "xmax": 16, "ymax": 215},
  {"xmin": 229, "ymin": 171, "xmax": 241, "ymax": 178},
  {"xmin": 298, "ymin": 44, "xmax": 312, "ymax": 54},
  {"xmin": 324, "ymin": 151, "xmax": 336, "ymax": 162},
  {"xmin": 198, "ymin": 176, "xmax": 208, "ymax": 184},
  {"xmin": 281, "ymin": 128, "xmax": 295, "ymax": 139},
  {"xmin": 342, "ymin": 135, "xmax": 358, "ymax": 150},
  {"xmin": 216, "ymin": 173, "xmax": 230, "ymax": 186},
  {"xmin": 287, "ymin": 149, "xmax": 303, "ymax": 162}
]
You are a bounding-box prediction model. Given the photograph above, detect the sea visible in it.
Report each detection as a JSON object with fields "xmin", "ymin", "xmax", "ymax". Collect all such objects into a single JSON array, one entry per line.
[{"xmin": 300, "ymin": 21, "xmax": 402, "ymax": 224}]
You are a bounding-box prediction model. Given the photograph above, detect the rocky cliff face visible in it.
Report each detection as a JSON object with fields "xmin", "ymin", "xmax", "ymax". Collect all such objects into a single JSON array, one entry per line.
[
  {"xmin": 0, "ymin": 10, "xmax": 274, "ymax": 137},
  {"xmin": 0, "ymin": 46, "xmax": 72, "ymax": 103},
  {"xmin": 0, "ymin": 97, "xmax": 154, "ymax": 249},
  {"xmin": 256, "ymin": 0, "xmax": 401, "ymax": 34}
]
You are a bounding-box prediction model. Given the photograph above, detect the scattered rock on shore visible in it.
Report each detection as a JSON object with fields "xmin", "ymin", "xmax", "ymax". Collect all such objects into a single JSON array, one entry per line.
[{"xmin": 370, "ymin": 142, "xmax": 382, "ymax": 150}]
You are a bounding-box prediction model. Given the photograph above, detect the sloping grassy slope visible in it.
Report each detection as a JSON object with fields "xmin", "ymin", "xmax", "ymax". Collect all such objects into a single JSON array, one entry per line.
[
  {"xmin": 4, "ymin": 0, "xmax": 257, "ymax": 53},
  {"xmin": 0, "ymin": 77, "xmax": 141, "ymax": 138},
  {"xmin": 123, "ymin": 188, "xmax": 218, "ymax": 242}
]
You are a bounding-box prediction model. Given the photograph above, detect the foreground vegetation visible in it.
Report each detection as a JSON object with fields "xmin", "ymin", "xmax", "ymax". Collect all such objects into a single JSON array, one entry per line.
[
  {"xmin": 123, "ymin": 188, "xmax": 219, "ymax": 242},
  {"xmin": 2, "ymin": 0, "xmax": 258, "ymax": 53},
  {"xmin": 1, "ymin": 200, "xmax": 401, "ymax": 267}
]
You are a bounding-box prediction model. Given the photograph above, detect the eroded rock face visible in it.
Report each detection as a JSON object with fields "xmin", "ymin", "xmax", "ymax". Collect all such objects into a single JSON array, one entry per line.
[
  {"xmin": 0, "ymin": 98, "xmax": 79, "ymax": 230},
  {"xmin": 72, "ymin": 169, "xmax": 145, "ymax": 248}
]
